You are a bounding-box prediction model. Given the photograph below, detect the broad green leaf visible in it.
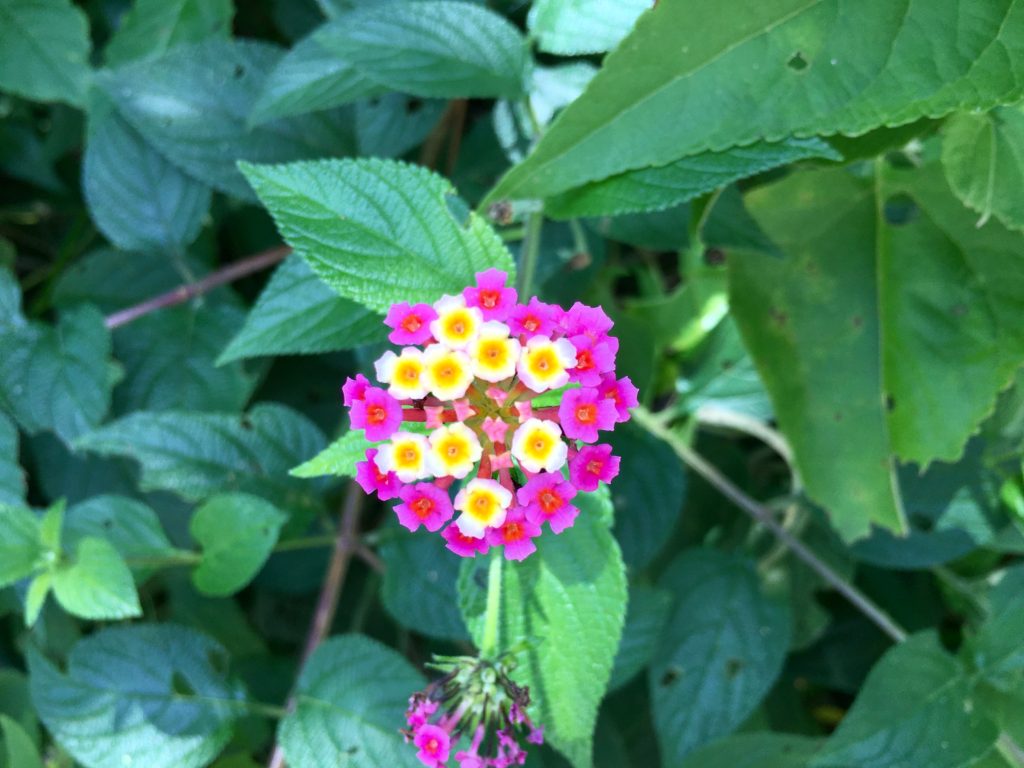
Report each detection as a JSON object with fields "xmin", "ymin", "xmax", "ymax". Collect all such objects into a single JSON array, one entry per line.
[
  {"xmin": 316, "ymin": 1, "xmax": 527, "ymax": 100},
  {"xmin": 0, "ymin": 413, "xmax": 24, "ymax": 505},
  {"xmin": 75, "ymin": 403, "xmax": 327, "ymax": 505},
  {"xmin": 607, "ymin": 421, "xmax": 685, "ymax": 568},
  {"xmin": 943, "ymin": 105, "xmax": 1024, "ymax": 233},
  {"xmin": 0, "ymin": 506, "xmax": 41, "ymax": 587},
  {"xmin": 965, "ymin": 565, "xmax": 1024, "ymax": 692},
  {"xmin": 459, "ymin": 493, "xmax": 627, "ymax": 768},
  {"xmin": 731, "ymin": 163, "xmax": 1024, "ymax": 539},
  {"xmin": 490, "ymin": 0, "xmax": 1024, "ymax": 201},
  {"xmin": 105, "ymin": 0, "xmax": 233, "ymax": 65},
  {"xmin": 218, "ymin": 255, "xmax": 385, "ymax": 364},
  {"xmin": 355, "ymin": 93, "xmax": 446, "ymax": 158},
  {"xmin": 608, "ymin": 584, "xmax": 671, "ymax": 692},
  {"xmin": 674, "ymin": 733, "xmax": 823, "ymax": 768},
  {"xmin": 190, "ymin": 493, "xmax": 288, "ymax": 597},
  {"xmin": 242, "ymin": 158, "xmax": 515, "ymax": 313},
  {"xmin": 651, "ymin": 550, "xmax": 791, "ymax": 763},
  {"xmin": 0, "ymin": 0, "xmax": 90, "ymax": 106},
  {"xmin": 811, "ymin": 633, "xmax": 998, "ymax": 768},
  {"xmin": 97, "ymin": 39, "xmax": 358, "ymax": 199},
  {"xmin": 83, "ymin": 93, "xmax": 211, "ymax": 254},
  {"xmin": 546, "ymin": 138, "xmax": 840, "ymax": 218},
  {"xmin": 379, "ymin": 527, "xmax": 468, "ymax": 641},
  {"xmin": 278, "ymin": 634, "xmax": 423, "ymax": 768},
  {"xmin": 64, "ymin": 495, "xmax": 174, "ymax": 563},
  {"xmin": 528, "ymin": 0, "xmax": 650, "ymax": 56},
  {"xmin": 0, "ymin": 714, "xmax": 42, "ymax": 768},
  {"xmin": 113, "ymin": 301, "xmax": 256, "ymax": 413},
  {"xmin": 29, "ymin": 625, "xmax": 243, "ymax": 768},
  {"xmin": 250, "ymin": 31, "xmax": 383, "ymax": 125},
  {"xmin": 52, "ymin": 537, "xmax": 141, "ymax": 620},
  {"xmin": 0, "ymin": 306, "xmax": 114, "ymax": 444},
  {"xmin": 291, "ymin": 430, "xmax": 369, "ymax": 478}
]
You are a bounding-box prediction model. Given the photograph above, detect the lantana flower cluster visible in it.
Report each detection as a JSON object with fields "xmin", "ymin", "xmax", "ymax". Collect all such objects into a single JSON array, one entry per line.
[
  {"xmin": 403, "ymin": 654, "xmax": 542, "ymax": 768},
  {"xmin": 344, "ymin": 269, "xmax": 637, "ymax": 561}
]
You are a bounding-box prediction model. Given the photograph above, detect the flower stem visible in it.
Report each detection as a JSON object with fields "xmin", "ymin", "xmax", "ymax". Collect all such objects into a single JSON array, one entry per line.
[
  {"xmin": 480, "ymin": 550, "xmax": 504, "ymax": 658},
  {"xmin": 517, "ymin": 213, "xmax": 543, "ymax": 298}
]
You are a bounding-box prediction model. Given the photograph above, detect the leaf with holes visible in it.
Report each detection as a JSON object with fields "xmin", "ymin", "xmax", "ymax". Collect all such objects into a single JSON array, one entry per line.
[
  {"xmin": 0, "ymin": 0, "xmax": 91, "ymax": 106},
  {"xmin": 242, "ymin": 158, "xmax": 515, "ymax": 313}
]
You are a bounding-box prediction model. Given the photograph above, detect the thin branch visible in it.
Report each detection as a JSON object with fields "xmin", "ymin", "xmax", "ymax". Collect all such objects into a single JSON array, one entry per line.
[
  {"xmin": 633, "ymin": 407, "xmax": 908, "ymax": 644},
  {"xmin": 266, "ymin": 482, "xmax": 365, "ymax": 768},
  {"xmin": 104, "ymin": 245, "xmax": 290, "ymax": 330}
]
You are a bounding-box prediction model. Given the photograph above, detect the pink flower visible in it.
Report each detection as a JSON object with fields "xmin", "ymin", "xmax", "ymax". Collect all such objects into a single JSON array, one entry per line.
[
  {"xmin": 455, "ymin": 725, "xmax": 486, "ymax": 768},
  {"xmin": 341, "ymin": 374, "xmax": 370, "ymax": 407},
  {"xmin": 508, "ymin": 297, "xmax": 559, "ymax": 338},
  {"xmin": 349, "ymin": 387, "xmax": 403, "ymax": 441},
  {"xmin": 568, "ymin": 334, "xmax": 616, "ymax": 386},
  {"xmin": 414, "ymin": 724, "xmax": 451, "ymax": 767},
  {"xmin": 442, "ymin": 523, "xmax": 491, "ymax": 558},
  {"xmin": 569, "ymin": 444, "xmax": 620, "ymax": 491},
  {"xmin": 527, "ymin": 726, "xmax": 544, "ymax": 745},
  {"xmin": 396, "ymin": 483, "xmax": 454, "ymax": 532},
  {"xmin": 558, "ymin": 387, "xmax": 618, "ymax": 442},
  {"xmin": 597, "ymin": 374, "xmax": 638, "ymax": 422},
  {"xmin": 517, "ymin": 473, "xmax": 579, "ymax": 534},
  {"xmin": 407, "ymin": 697, "xmax": 439, "ymax": 730},
  {"xmin": 561, "ymin": 301, "xmax": 613, "ymax": 340},
  {"xmin": 385, "ymin": 302, "xmax": 437, "ymax": 345},
  {"xmin": 486, "ymin": 508, "xmax": 542, "ymax": 561},
  {"xmin": 355, "ymin": 448, "xmax": 401, "ymax": 500},
  {"xmin": 464, "ymin": 268, "xmax": 517, "ymax": 321},
  {"xmin": 481, "ymin": 416, "xmax": 509, "ymax": 445}
]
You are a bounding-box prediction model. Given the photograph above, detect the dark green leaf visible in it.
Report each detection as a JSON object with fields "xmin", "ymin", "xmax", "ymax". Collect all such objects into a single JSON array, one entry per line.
[
  {"xmin": 0, "ymin": 0, "xmax": 90, "ymax": 106},
  {"xmin": 0, "ymin": 505, "xmax": 41, "ymax": 588},
  {"xmin": 608, "ymin": 584, "xmax": 671, "ymax": 692},
  {"xmin": 105, "ymin": 0, "xmax": 233, "ymax": 65},
  {"xmin": 64, "ymin": 495, "xmax": 174, "ymax": 562},
  {"xmin": 0, "ymin": 268, "xmax": 23, "ymax": 332},
  {"xmin": 675, "ymin": 733, "xmax": 822, "ymax": 768},
  {"xmin": 355, "ymin": 94, "xmax": 445, "ymax": 158},
  {"xmin": 0, "ymin": 414, "xmax": 24, "ymax": 506}
]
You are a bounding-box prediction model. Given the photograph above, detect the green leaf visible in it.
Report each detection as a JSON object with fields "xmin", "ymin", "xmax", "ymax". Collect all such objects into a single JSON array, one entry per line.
[
  {"xmin": 291, "ymin": 430, "xmax": 370, "ymax": 478},
  {"xmin": 39, "ymin": 499, "xmax": 64, "ymax": 552},
  {"xmin": 113, "ymin": 301, "xmax": 257, "ymax": 413},
  {"xmin": 0, "ymin": 714, "xmax": 42, "ymax": 768},
  {"xmin": 29, "ymin": 624, "xmax": 243, "ymax": 768},
  {"xmin": 190, "ymin": 493, "xmax": 288, "ymax": 597},
  {"xmin": 97, "ymin": 39, "xmax": 357, "ymax": 199},
  {"xmin": 64, "ymin": 495, "xmax": 174, "ymax": 562},
  {"xmin": 219, "ymin": 255, "xmax": 385, "ymax": 364},
  {"xmin": 83, "ymin": 92, "xmax": 211, "ymax": 254},
  {"xmin": 459, "ymin": 493, "xmax": 627, "ymax": 768},
  {"xmin": 811, "ymin": 633, "xmax": 998, "ymax": 768},
  {"xmin": 942, "ymin": 105, "xmax": 1024, "ymax": 233},
  {"xmin": 0, "ymin": 0, "xmax": 90, "ymax": 106},
  {"xmin": 528, "ymin": 0, "xmax": 650, "ymax": 55},
  {"xmin": 52, "ymin": 537, "xmax": 141, "ymax": 620},
  {"xmin": 608, "ymin": 584, "xmax": 671, "ymax": 692},
  {"xmin": 355, "ymin": 93, "xmax": 446, "ymax": 158},
  {"xmin": 651, "ymin": 549, "xmax": 791, "ymax": 763},
  {"xmin": 278, "ymin": 634, "xmax": 423, "ymax": 768},
  {"xmin": 0, "ymin": 306, "xmax": 114, "ymax": 444},
  {"xmin": 250, "ymin": 31, "xmax": 384, "ymax": 125},
  {"xmin": 316, "ymin": 1, "xmax": 527, "ymax": 100},
  {"xmin": 675, "ymin": 733, "xmax": 823, "ymax": 768},
  {"xmin": 74, "ymin": 403, "xmax": 326, "ymax": 504},
  {"xmin": 105, "ymin": 0, "xmax": 233, "ymax": 65},
  {"xmin": 0, "ymin": 268, "xmax": 24, "ymax": 332},
  {"xmin": 242, "ymin": 158, "xmax": 515, "ymax": 313},
  {"xmin": 730, "ymin": 162, "xmax": 1024, "ymax": 539},
  {"xmin": 489, "ymin": 0, "xmax": 1024, "ymax": 201},
  {"xmin": 546, "ymin": 138, "xmax": 840, "ymax": 218},
  {"xmin": 23, "ymin": 572, "xmax": 52, "ymax": 627},
  {"xmin": 379, "ymin": 527, "xmax": 468, "ymax": 641},
  {"xmin": 0, "ymin": 413, "xmax": 24, "ymax": 506},
  {"xmin": 965, "ymin": 565, "xmax": 1024, "ymax": 692},
  {"xmin": 0, "ymin": 505, "xmax": 41, "ymax": 587}
]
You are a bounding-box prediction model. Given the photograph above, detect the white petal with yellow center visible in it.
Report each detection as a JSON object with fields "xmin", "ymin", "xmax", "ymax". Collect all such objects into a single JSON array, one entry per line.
[
  {"xmin": 454, "ymin": 478, "xmax": 512, "ymax": 537},
  {"xmin": 374, "ymin": 431, "xmax": 431, "ymax": 482},
  {"xmin": 469, "ymin": 321, "xmax": 521, "ymax": 382},
  {"xmin": 374, "ymin": 347, "xmax": 428, "ymax": 400},
  {"xmin": 428, "ymin": 423, "xmax": 482, "ymax": 479},
  {"xmin": 429, "ymin": 294, "xmax": 483, "ymax": 350},
  {"xmin": 511, "ymin": 418, "xmax": 568, "ymax": 473},
  {"xmin": 516, "ymin": 336, "xmax": 577, "ymax": 392},
  {"xmin": 422, "ymin": 344, "xmax": 474, "ymax": 400}
]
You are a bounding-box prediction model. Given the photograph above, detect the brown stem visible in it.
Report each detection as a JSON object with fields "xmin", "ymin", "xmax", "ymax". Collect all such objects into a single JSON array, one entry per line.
[
  {"xmin": 445, "ymin": 99, "xmax": 468, "ymax": 176},
  {"xmin": 266, "ymin": 482, "xmax": 365, "ymax": 768},
  {"xmin": 104, "ymin": 245, "xmax": 290, "ymax": 330}
]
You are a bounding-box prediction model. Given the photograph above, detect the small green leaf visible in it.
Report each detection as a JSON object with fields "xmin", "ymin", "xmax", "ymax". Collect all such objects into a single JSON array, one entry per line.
[
  {"xmin": 218, "ymin": 255, "xmax": 386, "ymax": 364},
  {"xmin": 651, "ymin": 549, "xmax": 791, "ymax": 763},
  {"xmin": 105, "ymin": 0, "xmax": 233, "ymax": 65},
  {"xmin": 52, "ymin": 537, "xmax": 141, "ymax": 620},
  {"xmin": 278, "ymin": 634, "xmax": 423, "ymax": 768},
  {"xmin": 0, "ymin": 0, "xmax": 91, "ymax": 106},
  {"xmin": 0, "ymin": 413, "xmax": 24, "ymax": 506},
  {"xmin": 39, "ymin": 499, "xmax": 65, "ymax": 552},
  {"xmin": 23, "ymin": 572, "xmax": 51, "ymax": 628},
  {"xmin": 29, "ymin": 625, "xmax": 243, "ymax": 768},
  {"xmin": 0, "ymin": 505, "xmax": 42, "ymax": 588},
  {"xmin": 291, "ymin": 430, "xmax": 370, "ymax": 479},
  {"xmin": 190, "ymin": 493, "xmax": 288, "ymax": 597},
  {"xmin": 242, "ymin": 157, "xmax": 515, "ymax": 313},
  {"xmin": 811, "ymin": 633, "xmax": 998, "ymax": 768},
  {"xmin": 528, "ymin": 0, "xmax": 651, "ymax": 55},
  {"xmin": 0, "ymin": 714, "xmax": 42, "ymax": 768}
]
